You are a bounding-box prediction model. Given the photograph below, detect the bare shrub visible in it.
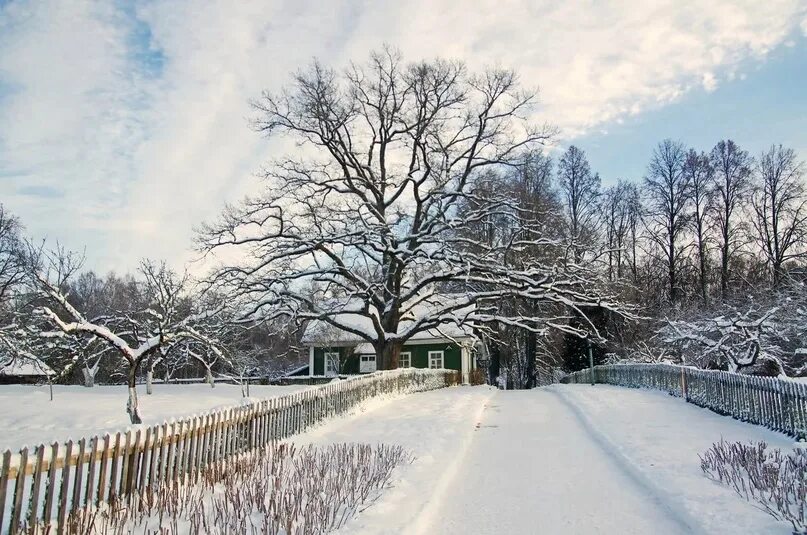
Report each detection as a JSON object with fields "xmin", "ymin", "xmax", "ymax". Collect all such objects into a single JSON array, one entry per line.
[
  {"xmin": 445, "ymin": 371, "xmax": 461, "ymax": 386},
  {"xmin": 468, "ymin": 368, "xmax": 486, "ymax": 386},
  {"xmin": 25, "ymin": 442, "xmax": 413, "ymax": 534},
  {"xmin": 700, "ymin": 439, "xmax": 807, "ymax": 534}
]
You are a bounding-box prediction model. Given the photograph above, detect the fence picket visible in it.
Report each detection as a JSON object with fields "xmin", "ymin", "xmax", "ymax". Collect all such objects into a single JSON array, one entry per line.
[
  {"xmin": 70, "ymin": 438, "xmax": 86, "ymax": 516},
  {"xmin": 126, "ymin": 429, "xmax": 141, "ymax": 496},
  {"xmin": 84, "ymin": 437, "xmax": 99, "ymax": 509},
  {"xmin": 0, "ymin": 450, "xmax": 9, "ymax": 533},
  {"xmin": 138, "ymin": 428, "xmax": 152, "ymax": 492},
  {"xmin": 56, "ymin": 440, "xmax": 72, "ymax": 533},
  {"xmin": 11, "ymin": 446, "xmax": 29, "ymax": 533},
  {"xmin": 42, "ymin": 442, "xmax": 59, "ymax": 526},
  {"xmin": 96, "ymin": 434, "xmax": 110, "ymax": 505},
  {"xmin": 107, "ymin": 433, "xmax": 121, "ymax": 502},
  {"xmin": 27, "ymin": 444, "xmax": 45, "ymax": 529}
]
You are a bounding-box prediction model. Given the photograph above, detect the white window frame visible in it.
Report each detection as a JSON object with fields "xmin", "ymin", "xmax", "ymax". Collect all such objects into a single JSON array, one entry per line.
[
  {"xmin": 428, "ymin": 350, "xmax": 444, "ymax": 369},
  {"xmin": 399, "ymin": 351, "xmax": 412, "ymax": 368},
  {"xmin": 324, "ymin": 352, "xmax": 340, "ymax": 377},
  {"xmin": 359, "ymin": 354, "xmax": 377, "ymax": 373}
]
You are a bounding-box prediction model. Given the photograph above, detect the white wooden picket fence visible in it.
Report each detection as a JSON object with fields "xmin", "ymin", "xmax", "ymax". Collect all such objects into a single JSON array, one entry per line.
[
  {"xmin": 561, "ymin": 363, "xmax": 807, "ymax": 439},
  {"xmin": 0, "ymin": 368, "xmax": 458, "ymax": 534}
]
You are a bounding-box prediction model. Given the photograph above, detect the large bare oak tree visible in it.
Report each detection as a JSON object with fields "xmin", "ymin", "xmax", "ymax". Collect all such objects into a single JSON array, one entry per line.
[{"xmin": 199, "ymin": 50, "xmax": 629, "ymax": 370}]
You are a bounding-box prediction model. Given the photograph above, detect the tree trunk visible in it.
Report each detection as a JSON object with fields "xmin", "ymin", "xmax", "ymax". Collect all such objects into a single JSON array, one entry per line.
[
  {"xmin": 489, "ymin": 341, "xmax": 501, "ymax": 386},
  {"xmin": 772, "ymin": 261, "xmax": 783, "ymax": 289},
  {"xmin": 205, "ymin": 367, "xmax": 215, "ymax": 388},
  {"xmin": 127, "ymin": 364, "xmax": 142, "ymax": 424},
  {"xmin": 699, "ymin": 243, "xmax": 708, "ymax": 304},
  {"xmin": 524, "ymin": 329, "xmax": 536, "ymax": 389},
  {"xmin": 524, "ymin": 301, "xmax": 538, "ymax": 388},
  {"xmin": 720, "ymin": 239, "xmax": 729, "ymax": 301},
  {"xmin": 669, "ymin": 233, "xmax": 677, "ymax": 303},
  {"xmin": 82, "ymin": 367, "xmax": 95, "ymax": 388},
  {"xmin": 376, "ymin": 341, "xmax": 402, "ymax": 370},
  {"xmin": 146, "ymin": 370, "xmax": 153, "ymax": 395}
]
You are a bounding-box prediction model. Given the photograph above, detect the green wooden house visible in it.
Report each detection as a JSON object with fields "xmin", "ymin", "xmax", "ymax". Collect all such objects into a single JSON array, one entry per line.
[{"xmin": 301, "ymin": 300, "xmax": 478, "ymax": 384}]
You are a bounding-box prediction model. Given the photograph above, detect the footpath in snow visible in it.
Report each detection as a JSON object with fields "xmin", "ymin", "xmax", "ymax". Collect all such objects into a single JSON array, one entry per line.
[
  {"xmin": 426, "ymin": 387, "xmax": 690, "ymax": 535},
  {"xmin": 299, "ymin": 384, "xmax": 798, "ymax": 535}
]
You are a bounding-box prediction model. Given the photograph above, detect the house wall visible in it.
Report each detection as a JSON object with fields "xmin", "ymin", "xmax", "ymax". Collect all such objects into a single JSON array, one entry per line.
[
  {"xmin": 312, "ymin": 342, "xmax": 463, "ymax": 374},
  {"xmin": 313, "ymin": 347, "xmax": 359, "ymax": 375}
]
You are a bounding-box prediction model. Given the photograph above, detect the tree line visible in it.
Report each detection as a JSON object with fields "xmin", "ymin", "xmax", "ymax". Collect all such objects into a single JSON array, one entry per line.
[{"xmin": 479, "ymin": 138, "xmax": 807, "ymax": 381}]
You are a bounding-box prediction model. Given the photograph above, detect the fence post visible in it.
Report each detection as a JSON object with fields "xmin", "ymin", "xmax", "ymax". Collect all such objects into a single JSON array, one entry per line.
[{"xmin": 680, "ymin": 367, "xmax": 688, "ymax": 401}]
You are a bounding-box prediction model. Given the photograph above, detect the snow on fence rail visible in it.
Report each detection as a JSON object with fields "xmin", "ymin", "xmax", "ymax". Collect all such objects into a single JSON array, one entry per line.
[
  {"xmin": 561, "ymin": 364, "xmax": 807, "ymax": 439},
  {"xmin": 0, "ymin": 368, "xmax": 458, "ymax": 534}
]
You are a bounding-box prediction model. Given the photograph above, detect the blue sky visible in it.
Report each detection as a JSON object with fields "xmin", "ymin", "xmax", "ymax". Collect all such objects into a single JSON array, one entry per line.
[
  {"xmin": 0, "ymin": 0, "xmax": 806, "ymax": 273},
  {"xmin": 575, "ymin": 35, "xmax": 807, "ymax": 185}
]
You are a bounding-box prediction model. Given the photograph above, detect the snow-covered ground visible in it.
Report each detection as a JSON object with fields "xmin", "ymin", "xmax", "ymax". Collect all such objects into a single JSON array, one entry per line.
[
  {"xmin": 0, "ymin": 383, "xmax": 310, "ymax": 451},
  {"xmin": 4, "ymin": 382, "xmax": 798, "ymax": 533},
  {"xmin": 549, "ymin": 384, "xmax": 797, "ymax": 534},
  {"xmin": 296, "ymin": 384, "xmax": 799, "ymax": 534}
]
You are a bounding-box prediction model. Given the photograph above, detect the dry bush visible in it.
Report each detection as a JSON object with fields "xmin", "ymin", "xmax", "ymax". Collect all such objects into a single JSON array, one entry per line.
[
  {"xmin": 700, "ymin": 439, "xmax": 807, "ymax": 534},
  {"xmin": 445, "ymin": 371, "xmax": 461, "ymax": 386},
  {"xmin": 468, "ymin": 368, "xmax": 486, "ymax": 386},
  {"xmin": 27, "ymin": 442, "xmax": 413, "ymax": 535}
]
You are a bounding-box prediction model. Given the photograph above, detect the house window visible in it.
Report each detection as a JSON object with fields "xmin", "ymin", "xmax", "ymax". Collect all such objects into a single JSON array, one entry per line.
[
  {"xmin": 324, "ymin": 352, "xmax": 339, "ymax": 376},
  {"xmin": 399, "ymin": 352, "xmax": 411, "ymax": 368},
  {"xmin": 359, "ymin": 355, "xmax": 377, "ymax": 373},
  {"xmin": 428, "ymin": 351, "xmax": 444, "ymax": 369}
]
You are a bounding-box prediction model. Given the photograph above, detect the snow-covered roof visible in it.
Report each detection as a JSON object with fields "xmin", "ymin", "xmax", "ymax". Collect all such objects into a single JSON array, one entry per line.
[
  {"xmin": 0, "ymin": 356, "xmax": 55, "ymax": 377},
  {"xmin": 301, "ymin": 295, "xmax": 475, "ymax": 346}
]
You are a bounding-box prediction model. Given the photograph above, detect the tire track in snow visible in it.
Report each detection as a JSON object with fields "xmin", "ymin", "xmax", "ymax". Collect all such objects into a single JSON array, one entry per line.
[
  {"xmin": 550, "ymin": 386, "xmax": 705, "ymax": 535},
  {"xmin": 408, "ymin": 388, "xmax": 496, "ymax": 535}
]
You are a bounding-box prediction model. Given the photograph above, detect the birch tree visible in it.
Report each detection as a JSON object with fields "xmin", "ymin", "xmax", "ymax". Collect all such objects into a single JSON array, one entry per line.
[{"xmin": 199, "ymin": 49, "xmax": 629, "ymax": 371}]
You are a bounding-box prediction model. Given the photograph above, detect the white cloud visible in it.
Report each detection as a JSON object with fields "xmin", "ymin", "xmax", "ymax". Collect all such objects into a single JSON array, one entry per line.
[
  {"xmin": 702, "ymin": 72, "xmax": 718, "ymax": 92},
  {"xmin": 0, "ymin": 0, "xmax": 804, "ymax": 272}
]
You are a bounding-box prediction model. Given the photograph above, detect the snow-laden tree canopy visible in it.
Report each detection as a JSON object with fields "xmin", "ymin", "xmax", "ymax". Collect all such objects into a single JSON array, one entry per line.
[{"xmin": 199, "ymin": 49, "xmax": 631, "ymax": 370}]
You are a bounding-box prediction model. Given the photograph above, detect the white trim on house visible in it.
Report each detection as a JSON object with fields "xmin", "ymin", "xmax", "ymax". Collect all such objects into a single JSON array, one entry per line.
[
  {"xmin": 460, "ymin": 344, "xmax": 471, "ymax": 384},
  {"xmin": 399, "ymin": 351, "xmax": 412, "ymax": 368},
  {"xmin": 324, "ymin": 352, "xmax": 340, "ymax": 377},
  {"xmin": 428, "ymin": 350, "xmax": 444, "ymax": 369},
  {"xmin": 308, "ymin": 346, "xmax": 315, "ymax": 377}
]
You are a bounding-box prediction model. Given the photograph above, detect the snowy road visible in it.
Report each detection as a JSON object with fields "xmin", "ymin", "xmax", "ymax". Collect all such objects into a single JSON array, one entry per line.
[
  {"xmin": 300, "ymin": 384, "xmax": 795, "ymax": 534},
  {"xmin": 424, "ymin": 388, "xmax": 690, "ymax": 535}
]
